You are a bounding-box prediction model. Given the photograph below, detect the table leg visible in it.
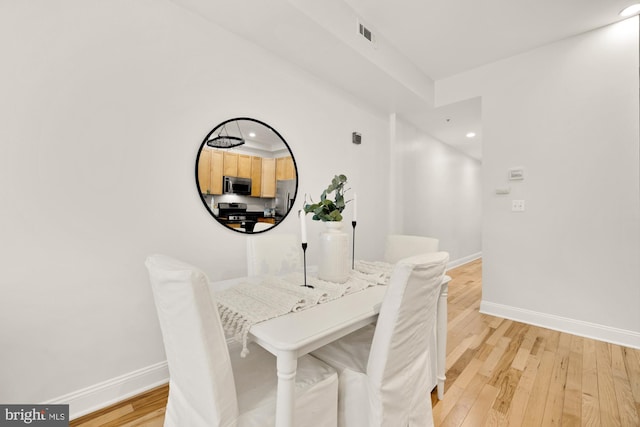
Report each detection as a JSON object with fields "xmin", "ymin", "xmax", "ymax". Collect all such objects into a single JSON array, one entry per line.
[
  {"xmin": 275, "ymin": 351, "xmax": 297, "ymax": 427},
  {"xmin": 436, "ymin": 278, "xmax": 449, "ymax": 400}
]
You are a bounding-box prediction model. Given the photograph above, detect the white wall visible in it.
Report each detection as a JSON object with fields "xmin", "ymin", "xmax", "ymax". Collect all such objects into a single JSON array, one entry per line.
[
  {"xmin": 437, "ymin": 17, "xmax": 640, "ymax": 347},
  {"xmin": 0, "ymin": 0, "xmax": 392, "ymax": 413},
  {"xmin": 393, "ymin": 119, "xmax": 482, "ymax": 265}
]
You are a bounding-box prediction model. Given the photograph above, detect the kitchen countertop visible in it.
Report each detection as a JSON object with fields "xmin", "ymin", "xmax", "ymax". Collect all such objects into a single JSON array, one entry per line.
[{"xmin": 245, "ymin": 211, "xmax": 283, "ymax": 219}]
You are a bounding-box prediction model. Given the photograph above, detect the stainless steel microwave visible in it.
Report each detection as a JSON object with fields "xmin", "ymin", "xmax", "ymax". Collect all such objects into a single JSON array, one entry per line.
[{"xmin": 223, "ymin": 176, "xmax": 252, "ymax": 195}]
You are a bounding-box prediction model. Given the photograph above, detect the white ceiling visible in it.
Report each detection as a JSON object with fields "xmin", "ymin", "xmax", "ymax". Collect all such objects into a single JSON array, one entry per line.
[
  {"xmin": 343, "ymin": 0, "xmax": 633, "ymax": 80},
  {"xmin": 173, "ymin": 0, "xmax": 636, "ymax": 160},
  {"xmin": 340, "ymin": 0, "xmax": 635, "ymax": 160}
]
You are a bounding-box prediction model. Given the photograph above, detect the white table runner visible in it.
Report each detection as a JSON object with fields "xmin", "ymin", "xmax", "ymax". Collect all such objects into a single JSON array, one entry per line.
[{"xmin": 216, "ymin": 261, "xmax": 393, "ymax": 356}]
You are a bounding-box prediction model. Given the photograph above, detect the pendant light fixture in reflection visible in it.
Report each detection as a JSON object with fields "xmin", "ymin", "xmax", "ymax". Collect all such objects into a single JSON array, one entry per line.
[{"xmin": 207, "ymin": 120, "xmax": 245, "ymax": 149}]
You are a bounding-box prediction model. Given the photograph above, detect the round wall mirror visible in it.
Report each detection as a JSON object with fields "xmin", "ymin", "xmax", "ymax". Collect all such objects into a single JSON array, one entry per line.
[{"xmin": 196, "ymin": 117, "xmax": 298, "ymax": 234}]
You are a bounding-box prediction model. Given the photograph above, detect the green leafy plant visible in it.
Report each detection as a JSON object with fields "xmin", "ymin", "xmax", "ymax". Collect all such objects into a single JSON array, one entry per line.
[{"xmin": 303, "ymin": 174, "xmax": 349, "ymax": 221}]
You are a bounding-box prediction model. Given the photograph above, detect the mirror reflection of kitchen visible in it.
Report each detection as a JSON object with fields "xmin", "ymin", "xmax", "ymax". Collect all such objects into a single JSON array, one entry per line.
[{"xmin": 196, "ymin": 118, "xmax": 298, "ymax": 233}]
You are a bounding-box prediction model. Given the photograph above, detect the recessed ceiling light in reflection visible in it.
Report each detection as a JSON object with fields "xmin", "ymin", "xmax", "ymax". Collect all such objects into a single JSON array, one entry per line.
[
  {"xmin": 249, "ymin": 132, "xmax": 256, "ymax": 138},
  {"xmin": 466, "ymin": 132, "xmax": 476, "ymax": 138},
  {"xmin": 620, "ymin": 3, "xmax": 640, "ymax": 18},
  {"xmin": 620, "ymin": 4, "xmax": 640, "ymax": 16}
]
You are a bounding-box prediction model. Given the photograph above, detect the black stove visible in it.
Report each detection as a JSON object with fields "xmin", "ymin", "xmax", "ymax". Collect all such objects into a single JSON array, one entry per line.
[
  {"xmin": 217, "ymin": 202, "xmax": 257, "ymax": 232},
  {"xmin": 218, "ymin": 202, "xmax": 247, "ymax": 218}
]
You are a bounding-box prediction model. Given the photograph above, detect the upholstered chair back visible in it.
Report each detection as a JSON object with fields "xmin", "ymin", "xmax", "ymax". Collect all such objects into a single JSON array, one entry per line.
[
  {"xmin": 145, "ymin": 254, "xmax": 238, "ymax": 427},
  {"xmin": 366, "ymin": 251, "xmax": 449, "ymax": 425},
  {"xmin": 383, "ymin": 234, "xmax": 440, "ymax": 264}
]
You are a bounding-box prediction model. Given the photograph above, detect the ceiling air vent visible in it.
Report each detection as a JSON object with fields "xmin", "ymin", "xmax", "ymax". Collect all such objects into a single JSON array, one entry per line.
[{"xmin": 357, "ymin": 20, "xmax": 376, "ymax": 45}]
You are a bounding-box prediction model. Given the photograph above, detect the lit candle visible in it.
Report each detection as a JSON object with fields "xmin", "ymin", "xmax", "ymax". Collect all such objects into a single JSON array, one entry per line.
[
  {"xmin": 353, "ymin": 193, "xmax": 357, "ymax": 222},
  {"xmin": 300, "ymin": 210, "xmax": 307, "ymax": 244}
]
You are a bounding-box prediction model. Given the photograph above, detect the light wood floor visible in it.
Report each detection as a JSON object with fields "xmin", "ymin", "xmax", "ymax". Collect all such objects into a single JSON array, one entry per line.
[{"xmin": 71, "ymin": 259, "xmax": 640, "ymax": 426}]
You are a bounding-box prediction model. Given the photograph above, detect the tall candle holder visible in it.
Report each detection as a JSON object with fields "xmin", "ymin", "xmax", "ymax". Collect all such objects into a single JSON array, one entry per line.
[
  {"xmin": 301, "ymin": 242, "xmax": 313, "ymax": 288},
  {"xmin": 351, "ymin": 220, "xmax": 357, "ymax": 269}
]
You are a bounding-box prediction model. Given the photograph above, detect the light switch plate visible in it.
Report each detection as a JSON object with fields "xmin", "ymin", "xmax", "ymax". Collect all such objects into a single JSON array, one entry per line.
[{"xmin": 512, "ymin": 200, "xmax": 525, "ymax": 212}]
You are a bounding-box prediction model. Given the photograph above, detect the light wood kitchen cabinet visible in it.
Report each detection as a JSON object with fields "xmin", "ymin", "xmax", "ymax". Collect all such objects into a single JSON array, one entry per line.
[
  {"xmin": 197, "ymin": 148, "xmax": 211, "ymax": 194},
  {"xmin": 223, "ymin": 152, "xmax": 238, "ymax": 176},
  {"xmin": 261, "ymin": 158, "xmax": 276, "ymax": 198},
  {"xmin": 276, "ymin": 156, "xmax": 295, "ymax": 180},
  {"xmin": 210, "ymin": 150, "xmax": 224, "ymax": 194},
  {"xmin": 237, "ymin": 154, "xmax": 252, "ymax": 178},
  {"xmin": 198, "ymin": 149, "xmax": 224, "ymax": 195},
  {"xmin": 222, "ymin": 152, "xmax": 251, "ymax": 178},
  {"xmin": 251, "ymin": 156, "xmax": 262, "ymax": 197},
  {"xmin": 285, "ymin": 156, "xmax": 295, "ymax": 179}
]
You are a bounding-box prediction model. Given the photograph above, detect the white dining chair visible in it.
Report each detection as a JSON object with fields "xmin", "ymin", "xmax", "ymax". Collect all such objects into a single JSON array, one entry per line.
[
  {"xmin": 383, "ymin": 234, "xmax": 439, "ymax": 263},
  {"xmin": 246, "ymin": 233, "xmax": 302, "ymax": 276},
  {"xmin": 145, "ymin": 254, "xmax": 338, "ymax": 427},
  {"xmin": 252, "ymin": 222, "xmax": 275, "ymax": 233},
  {"xmin": 384, "ymin": 234, "xmax": 447, "ymax": 400},
  {"xmin": 312, "ymin": 251, "xmax": 449, "ymax": 427}
]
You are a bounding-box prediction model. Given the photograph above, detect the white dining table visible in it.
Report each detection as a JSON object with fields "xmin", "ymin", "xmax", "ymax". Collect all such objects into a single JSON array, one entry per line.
[{"xmin": 210, "ymin": 274, "xmax": 451, "ymax": 427}]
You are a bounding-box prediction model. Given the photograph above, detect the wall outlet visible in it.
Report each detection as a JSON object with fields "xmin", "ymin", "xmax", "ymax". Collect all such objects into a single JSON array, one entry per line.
[{"xmin": 512, "ymin": 200, "xmax": 525, "ymax": 212}]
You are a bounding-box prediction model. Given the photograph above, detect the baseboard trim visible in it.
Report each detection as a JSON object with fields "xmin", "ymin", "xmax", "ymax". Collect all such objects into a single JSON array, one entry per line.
[
  {"xmin": 447, "ymin": 252, "xmax": 482, "ymax": 270},
  {"xmin": 480, "ymin": 300, "xmax": 640, "ymax": 350},
  {"xmin": 45, "ymin": 361, "xmax": 169, "ymax": 420}
]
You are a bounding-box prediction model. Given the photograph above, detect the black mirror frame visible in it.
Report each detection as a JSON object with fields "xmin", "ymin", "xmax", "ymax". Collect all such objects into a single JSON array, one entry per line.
[{"xmin": 195, "ymin": 117, "xmax": 299, "ymax": 234}]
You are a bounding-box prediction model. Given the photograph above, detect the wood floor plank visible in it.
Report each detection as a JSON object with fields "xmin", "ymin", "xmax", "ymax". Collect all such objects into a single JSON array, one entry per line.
[
  {"xmin": 479, "ymin": 336, "xmax": 510, "ymax": 378},
  {"xmin": 622, "ymin": 347, "xmax": 640, "ymax": 418},
  {"xmin": 486, "ymin": 320, "xmax": 513, "ymax": 346},
  {"xmin": 488, "ymin": 316, "xmax": 505, "ymax": 330},
  {"xmin": 484, "ymin": 408, "xmax": 508, "ymax": 427},
  {"xmin": 70, "ymin": 405, "xmax": 134, "ymax": 427},
  {"xmin": 460, "ymin": 383, "xmax": 499, "ymax": 427},
  {"xmin": 433, "ymin": 359, "xmax": 483, "ymax": 425},
  {"xmin": 582, "ymin": 338, "xmax": 601, "ymax": 427},
  {"xmin": 521, "ymin": 349, "xmax": 556, "ymax": 427},
  {"xmin": 446, "ymin": 334, "xmax": 476, "ymax": 371},
  {"xmin": 561, "ymin": 334, "xmax": 583, "ymax": 427},
  {"xmin": 445, "ymin": 347, "xmax": 477, "ymax": 387},
  {"xmin": 445, "ymin": 334, "xmax": 475, "ymax": 370},
  {"xmin": 69, "ymin": 385, "xmax": 167, "ymax": 427},
  {"xmin": 544, "ymin": 329, "xmax": 561, "ymax": 354},
  {"xmin": 488, "ymin": 325, "xmax": 527, "ymax": 388},
  {"xmin": 448, "ymin": 304, "xmax": 483, "ymax": 340},
  {"xmin": 116, "ymin": 409, "xmax": 165, "ymax": 427},
  {"xmin": 611, "ymin": 344, "xmax": 640, "ymax": 426},
  {"xmin": 469, "ymin": 325, "xmax": 491, "ymax": 351},
  {"xmin": 595, "ymin": 341, "xmax": 622, "ymax": 426},
  {"xmin": 491, "ymin": 367, "xmax": 522, "ymax": 415},
  {"xmin": 70, "ymin": 259, "xmax": 640, "ymax": 427},
  {"xmin": 446, "ymin": 309, "xmax": 486, "ymax": 355},
  {"xmin": 540, "ymin": 333, "xmax": 571, "ymax": 426},
  {"xmin": 439, "ymin": 372, "xmax": 489, "ymax": 427},
  {"xmin": 511, "ymin": 326, "xmax": 537, "ymax": 371},
  {"xmin": 475, "ymin": 336, "xmax": 499, "ymax": 363},
  {"xmin": 506, "ymin": 352, "xmax": 541, "ymax": 427}
]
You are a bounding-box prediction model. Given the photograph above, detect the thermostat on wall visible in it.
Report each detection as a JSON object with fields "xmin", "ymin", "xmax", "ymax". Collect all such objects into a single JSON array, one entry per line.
[
  {"xmin": 509, "ymin": 168, "xmax": 524, "ymax": 180},
  {"xmin": 352, "ymin": 132, "xmax": 362, "ymax": 144}
]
